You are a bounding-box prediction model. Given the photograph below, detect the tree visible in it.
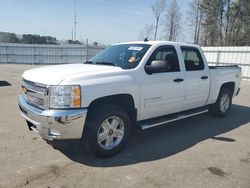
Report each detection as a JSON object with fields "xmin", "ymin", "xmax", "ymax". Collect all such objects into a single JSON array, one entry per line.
[
  {"xmin": 187, "ymin": 0, "xmax": 203, "ymax": 44},
  {"xmin": 0, "ymin": 32, "xmax": 20, "ymax": 43},
  {"xmin": 46, "ymin": 36, "xmax": 57, "ymax": 44},
  {"xmin": 138, "ymin": 24, "xmax": 154, "ymax": 40},
  {"xmin": 198, "ymin": 0, "xmax": 250, "ymax": 46},
  {"xmin": 188, "ymin": 0, "xmax": 222, "ymax": 45},
  {"xmin": 164, "ymin": 0, "xmax": 181, "ymax": 41},
  {"xmin": 240, "ymin": 0, "xmax": 250, "ymax": 45},
  {"xmin": 152, "ymin": 0, "xmax": 166, "ymax": 40},
  {"xmin": 66, "ymin": 40, "xmax": 82, "ymax": 44},
  {"xmin": 200, "ymin": 0, "xmax": 221, "ymax": 45},
  {"xmin": 218, "ymin": 0, "xmax": 225, "ymax": 45},
  {"xmin": 228, "ymin": 0, "xmax": 250, "ymax": 45},
  {"xmin": 224, "ymin": 0, "xmax": 232, "ymax": 45},
  {"xmin": 21, "ymin": 34, "xmax": 57, "ymax": 44}
]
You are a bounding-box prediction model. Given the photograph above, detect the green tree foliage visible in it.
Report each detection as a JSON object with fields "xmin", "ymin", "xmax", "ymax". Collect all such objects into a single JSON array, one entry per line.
[
  {"xmin": 228, "ymin": 0, "xmax": 250, "ymax": 45},
  {"xmin": 200, "ymin": 0, "xmax": 221, "ymax": 46},
  {"xmin": 66, "ymin": 40, "xmax": 82, "ymax": 44},
  {"xmin": 0, "ymin": 32, "xmax": 20, "ymax": 43},
  {"xmin": 21, "ymin": 34, "xmax": 57, "ymax": 44},
  {"xmin": 0, "ymin": 32, "xmax": 57, "ymax": 44},
  {"xmin": 199, "ymin": 0, "xmax": 250, "ymax": 46}
]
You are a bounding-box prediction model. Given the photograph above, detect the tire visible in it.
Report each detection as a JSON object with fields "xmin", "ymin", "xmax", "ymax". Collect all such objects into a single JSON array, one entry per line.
[
  {"xmin": 209, "ymin": 88, "xmax": 232, "ymax": 117},
  {"xmin": 82, "ymin": 104, "xmax": 132, "ymax": 158}
]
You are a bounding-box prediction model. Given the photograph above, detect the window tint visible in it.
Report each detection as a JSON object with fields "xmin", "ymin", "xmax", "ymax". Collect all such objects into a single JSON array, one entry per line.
[
  {"xmin": 181, "ymin": 47, "xmax": 204, "ymax": 71},
  {"xmin": 149, "ymin": 46, "xmax": 180, "ymax": 72}
]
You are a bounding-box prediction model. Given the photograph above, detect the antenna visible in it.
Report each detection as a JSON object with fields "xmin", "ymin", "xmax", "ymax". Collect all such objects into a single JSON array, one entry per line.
[{"xmin": 74, "ymin": 0, "xmax": 77, "ymax": 41}]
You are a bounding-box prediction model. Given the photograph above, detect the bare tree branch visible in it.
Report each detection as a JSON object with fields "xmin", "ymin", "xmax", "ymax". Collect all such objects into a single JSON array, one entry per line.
[
  {"xmin": 164, "ymin": 0, "xmax": 181, "ymax": 41},
  {"xmin": 138, "ymin": 24, "xmax": 154, "ymax": 40},
  {"xmin": 152, "ymin": 0, "xmax": 166, "ymax": 40}
]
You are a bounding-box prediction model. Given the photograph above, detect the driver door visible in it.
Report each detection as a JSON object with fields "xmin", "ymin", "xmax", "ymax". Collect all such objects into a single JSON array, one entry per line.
[{"xmin": 139, "ymin": 45, "xmax": 186, "ymax": 120}]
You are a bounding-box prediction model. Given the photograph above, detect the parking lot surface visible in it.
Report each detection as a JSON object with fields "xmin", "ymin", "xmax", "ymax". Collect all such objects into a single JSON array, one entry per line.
[{"xmin": 0, "ymin": 64, "xmax": 250, "ymax": 188}]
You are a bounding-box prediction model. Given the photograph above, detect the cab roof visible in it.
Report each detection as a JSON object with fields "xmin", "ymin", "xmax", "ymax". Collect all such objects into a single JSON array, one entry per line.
[{"xmin": 114, "ymin": 40, "xmax": 200, "ymax": 48}]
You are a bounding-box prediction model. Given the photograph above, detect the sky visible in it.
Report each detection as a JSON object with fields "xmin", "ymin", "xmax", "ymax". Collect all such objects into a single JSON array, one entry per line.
[{"xmin": 0, "ymin": 0, "xmax": 190, "ymax": 45}]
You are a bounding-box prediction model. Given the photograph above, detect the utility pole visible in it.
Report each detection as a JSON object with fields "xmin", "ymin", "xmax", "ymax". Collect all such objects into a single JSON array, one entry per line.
[{"xmin": 74, "ymin": 0, "xmax": 77, "ymax": 41}]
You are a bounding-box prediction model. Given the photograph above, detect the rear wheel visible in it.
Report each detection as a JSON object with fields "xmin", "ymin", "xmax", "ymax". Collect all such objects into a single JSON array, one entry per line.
[
  {"xmin": 209, "ymin": 88, "xmax": 232, "ymax": 117},
  {"xmin": 82, "ymin": 104, "xmax": 131, "ymax": 158}
]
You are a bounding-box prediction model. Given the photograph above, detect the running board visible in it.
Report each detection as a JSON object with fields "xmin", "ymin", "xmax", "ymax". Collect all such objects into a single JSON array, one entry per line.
[{"xmin": 138, "ymin": 107, "xmax": 208, "ymax": 130}]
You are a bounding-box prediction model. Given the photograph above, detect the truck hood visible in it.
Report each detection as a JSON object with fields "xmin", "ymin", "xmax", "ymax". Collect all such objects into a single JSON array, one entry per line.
[{"xmin": 22, "ymin": 64, "xmax": 123, "ymax": 85}]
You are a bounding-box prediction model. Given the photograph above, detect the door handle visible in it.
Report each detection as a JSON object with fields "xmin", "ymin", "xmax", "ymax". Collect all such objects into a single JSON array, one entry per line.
[
  {"xmin": 201, "ymin": 76, "xmax": 208, "ymax": 80},
  {"xmin": 173, "ymin": 78, "xmax": 184, "ymax": 83}
]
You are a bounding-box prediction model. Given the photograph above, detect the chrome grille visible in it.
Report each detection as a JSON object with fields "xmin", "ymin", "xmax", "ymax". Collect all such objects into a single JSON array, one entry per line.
[{"xmin": 21, "ymin": 79, "xmax": 49, "ymax": 109}]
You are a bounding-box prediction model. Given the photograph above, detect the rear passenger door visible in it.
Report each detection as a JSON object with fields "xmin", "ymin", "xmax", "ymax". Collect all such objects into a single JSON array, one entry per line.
[{"xmin": 181, "ymin": 47, "xmax": 210, "ymax": 109}]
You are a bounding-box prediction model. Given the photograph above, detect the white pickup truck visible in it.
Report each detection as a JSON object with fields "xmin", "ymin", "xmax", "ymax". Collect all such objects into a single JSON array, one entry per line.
[{"xmin": 18, "ymin": 41, "xmax": 241, "ymax": 157}]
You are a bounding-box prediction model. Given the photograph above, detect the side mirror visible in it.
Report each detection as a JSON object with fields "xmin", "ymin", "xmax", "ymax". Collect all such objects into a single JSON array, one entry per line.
[{"xmin": 145, "ymin": 60, "xmax": 171, "ymax": 74}]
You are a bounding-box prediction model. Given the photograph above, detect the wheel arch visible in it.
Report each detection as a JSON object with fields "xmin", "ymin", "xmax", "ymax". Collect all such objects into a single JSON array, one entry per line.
[
  {"xmin": 209, "ymin": 81, "xmax": 234, "ymax": 117},
  {"xmin": 220, "ymin": 82, "xmax": 235, "ymax": 96},
  {"xmin": 86, "ymin": 94, "xmax": 137, "ymax": 125}
]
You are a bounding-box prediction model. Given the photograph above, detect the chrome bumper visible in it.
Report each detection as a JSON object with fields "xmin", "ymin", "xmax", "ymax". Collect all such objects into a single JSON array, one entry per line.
[{"xmin": 18, "ymin": 95, "xmax": 87, "ymax": 140}]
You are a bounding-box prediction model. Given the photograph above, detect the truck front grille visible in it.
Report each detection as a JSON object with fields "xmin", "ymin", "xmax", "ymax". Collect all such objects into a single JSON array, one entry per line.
[{"xmin": 21, "ymin": 79, "xmax": 49, "ymax": 109}]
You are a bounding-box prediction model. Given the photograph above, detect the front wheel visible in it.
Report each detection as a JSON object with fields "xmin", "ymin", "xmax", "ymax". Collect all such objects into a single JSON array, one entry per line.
[
  {"xmin": 82, "ymin": 104, "xmax": 131, "ymax": 158},
  {"xmin": 209, "ymin": 88, "xmax": 232, "ymax": 117}
]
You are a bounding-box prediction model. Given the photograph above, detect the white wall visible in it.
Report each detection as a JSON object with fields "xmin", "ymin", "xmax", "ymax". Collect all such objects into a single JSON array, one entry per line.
[
  {"xmin": 0, "ymin": 43, "xmax": 104, "ymax": 64},
  {"xmin": 202, "ymin": 46, "xmax": 250, "ymax": 79}
]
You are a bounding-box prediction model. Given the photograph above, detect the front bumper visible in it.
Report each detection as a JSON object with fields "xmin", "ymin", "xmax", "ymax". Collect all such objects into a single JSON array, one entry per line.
[{"xmin": 18, "ymin": 95, "xmax": 87, "ymax": 140}]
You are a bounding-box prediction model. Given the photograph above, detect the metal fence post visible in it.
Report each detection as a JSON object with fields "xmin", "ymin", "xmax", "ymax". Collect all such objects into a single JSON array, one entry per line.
[
  {"xmin": 216, "ymin": 50, "xmax": 221, "ymax": 65},
  {"xmin": 86, "ymin": 39, "xmax": 88, "ymax": 62},
  {"xmin": 61, "ymin": 47, "xmax": 63, "ymax": 64},
  {"xmin": 33, "ymin": 46, "xmax": 35, "ymax": 66},
  {"xmin": 5, "ymin": 46, "xmax": 8, "ymax": 64},
  {"xmin": 80, "ymin": 45, "xmax": 83, "ymax": 64}
]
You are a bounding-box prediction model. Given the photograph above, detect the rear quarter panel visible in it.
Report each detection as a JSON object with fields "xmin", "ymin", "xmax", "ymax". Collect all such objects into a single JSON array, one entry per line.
[{"xmin": 207, "ymin": 67, "xmax": 242, "ymax": 104}]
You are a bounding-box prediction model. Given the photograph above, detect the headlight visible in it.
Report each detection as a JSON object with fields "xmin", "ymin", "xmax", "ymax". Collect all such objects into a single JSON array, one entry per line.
[{"xmin": 49, "ymin": 85, "xmax": 81, "ymax": 109}]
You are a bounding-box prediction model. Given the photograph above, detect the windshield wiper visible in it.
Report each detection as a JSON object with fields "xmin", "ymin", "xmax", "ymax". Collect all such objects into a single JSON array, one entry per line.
[{"xmin": 95, "ymin": 62, "xmax": 116, "ymax": 67}]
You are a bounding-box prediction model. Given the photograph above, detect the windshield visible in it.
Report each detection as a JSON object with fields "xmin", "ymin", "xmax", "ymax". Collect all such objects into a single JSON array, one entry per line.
[{"xmin": 86, "ymin": 44, "xmax": 151, "ymax": 69}]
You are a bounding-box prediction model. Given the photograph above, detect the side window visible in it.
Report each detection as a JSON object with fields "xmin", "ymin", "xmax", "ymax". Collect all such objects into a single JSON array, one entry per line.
[
  {"xmin": 149, "ymin": 46, "xmax": 180, "ymax": 72},
  {"xmin": 181, "ymin": 47, "xmax": 204, "ymax": 71}
]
